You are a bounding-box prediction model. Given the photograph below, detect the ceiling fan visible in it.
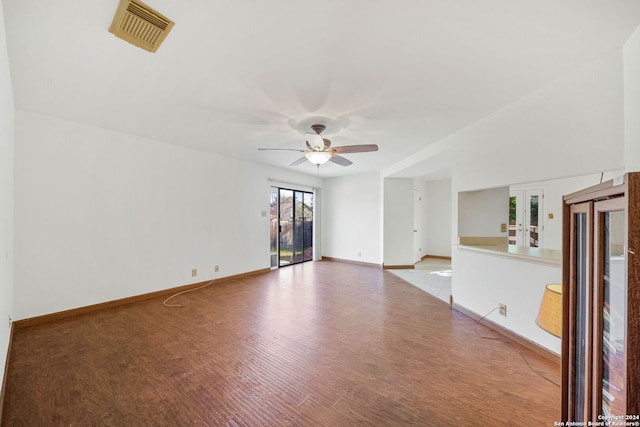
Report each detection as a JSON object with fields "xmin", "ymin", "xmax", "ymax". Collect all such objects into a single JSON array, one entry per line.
[{"xmin": 258, "ymin": 124, "xmax": 378, "ymax": 167}]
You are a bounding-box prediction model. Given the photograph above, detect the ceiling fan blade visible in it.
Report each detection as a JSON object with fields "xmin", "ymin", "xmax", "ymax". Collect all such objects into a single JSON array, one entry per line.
[
  {"xmin": 323, "ymin": 138, "xmax": 331, "ymax": 149},
  {"xmin": 329, "ymin": 155, "xmax": 353, "ymax": 166},
  {"xmin": 331, "ymin": 144, "xmax": 378, "ymax": 154},
  {"xmin": 290, "ymin": 157, "xmax": 307, "ymax": 166},
  {"xmin": 258, "ymin": 148, "xmax": 306, "ymax": 152}
]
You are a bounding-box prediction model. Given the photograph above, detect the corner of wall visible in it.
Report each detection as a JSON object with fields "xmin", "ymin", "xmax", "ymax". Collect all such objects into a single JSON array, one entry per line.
[{"xmin": 0, "ymin": 0, "xmax": 16, "ymax": 408}]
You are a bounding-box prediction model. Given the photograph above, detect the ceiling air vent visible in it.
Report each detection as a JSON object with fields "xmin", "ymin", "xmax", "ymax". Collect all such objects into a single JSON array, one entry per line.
[{"xmin": 109, "ymin": 0, "xmax": 175, "ymax": 53}]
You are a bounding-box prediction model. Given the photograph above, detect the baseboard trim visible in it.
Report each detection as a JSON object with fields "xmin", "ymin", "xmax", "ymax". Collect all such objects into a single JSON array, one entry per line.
[
  {"xmin": 382, "ymin": 264, "xmax": 415, "ymax": 270},
  {"xmin": 452, "ymin": 302, "xmax": 561, "ymax": 365},
  {"xmin": 0, "ymin": 322, "xmax": 14, "ymax": 424},
  {"xmin": 320, "ymin": 256, "xmax": 449, "ymax": 269},
  {"xmin": 13, "ymin": 268, "xmax": 271, "ymax": 329},
  {"xmin": 421, "ymin": 254, "xmax": 452, "ymax": 261},
  {"xmin": 321, "ymin": 256, "xmax": 382, "ymax": 268}
]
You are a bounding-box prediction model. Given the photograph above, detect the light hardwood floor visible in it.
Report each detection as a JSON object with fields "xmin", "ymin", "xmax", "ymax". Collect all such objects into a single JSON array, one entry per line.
[{"xmin": 2, "ymin": 260, "xmax": 560, "ymax": 426}]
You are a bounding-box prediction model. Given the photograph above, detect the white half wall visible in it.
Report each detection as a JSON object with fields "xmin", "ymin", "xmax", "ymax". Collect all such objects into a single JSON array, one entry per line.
[
  {"xmin": 321, "ymin": 173, "xmax": 381, "ymax": 265},
  {"xmin": 453, "ymin": 247, "xmax": 562, "ymax": 354},
  {"xmin": 13, "ymin": 111, "xmax": 321, "ymax": 320},
  {"xmin": 0, "ymin": 1, "xmax": 15, "ymax": 391}
]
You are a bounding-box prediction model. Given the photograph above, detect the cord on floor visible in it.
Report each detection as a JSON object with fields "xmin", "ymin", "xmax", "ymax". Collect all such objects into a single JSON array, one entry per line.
[
  {"xmin": 163, "ymin": 279, "xmax": 216, "ymax": 307},
  {"xmin": 470, "ymin": 305, "xmax": 560, "ymax": 388}
]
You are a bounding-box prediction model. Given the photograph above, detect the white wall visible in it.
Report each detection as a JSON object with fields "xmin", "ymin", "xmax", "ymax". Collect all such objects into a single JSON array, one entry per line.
[
  {"xmin": 625, "ymin": 25, "xmax": 640, "ymax": 172},
  {"xmin": 458, "ymin": 187, "xmax": 509, "ymax": 238},
  {"xmin": 13, "ymin": 111, "xmax": 321, "ymax": 320},
  {"xmin": 383, "ymin": 178, "xmax": 414, "ymax": 266},
  {"xmin": 321, "ymin": 173, "xmax": 382, "ymax": 265},
  {"xmin": 418, "ymin": 179, "xmax": 452, "ymax": 257},
  {"xmin": 452, "ymin": 50, "xmax": 625, "ymax": 194},
  {"xmin": 0, "ymin": 2, "xmax": 15, "ymax": 392}
]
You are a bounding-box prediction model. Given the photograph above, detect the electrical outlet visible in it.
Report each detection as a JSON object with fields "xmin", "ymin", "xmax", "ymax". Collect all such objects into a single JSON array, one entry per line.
[
  {"xmin": 499, "ymin": 303, "xmax": 507, "ymax": 317},
  {"xmin": 214, "ymin": 265, "xmax": 219, "ymax": 273},
  {"xmin": 191, "ymin": 268, "xmax": 197, "ymax": 277}
]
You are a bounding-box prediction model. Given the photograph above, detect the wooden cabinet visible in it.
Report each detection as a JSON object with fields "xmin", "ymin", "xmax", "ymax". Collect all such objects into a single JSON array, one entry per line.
[{"xmin": 562, "ymin": 172, "xmax": 640, "ymax": 422}]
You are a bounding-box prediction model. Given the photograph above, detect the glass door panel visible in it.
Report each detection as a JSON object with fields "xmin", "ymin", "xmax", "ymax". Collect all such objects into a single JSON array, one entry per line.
[
  {"xmin": 279, "ymin": 189, "xmax": 293, "ymax": 266},
  {"xmin": 527, "ymin": 192, "xmax": 542, "ymax": 247},
  {"xmin": 303, "ymin": 192, "xmax": 313, "ymax": 261},
  {"xmin": 594, "ymin": 198, "xmax": 626, "ymax": 418},
  {"xmin": 509, "ymin": 196, "xmax": 522, "ymax": 246},
  {"xmin": 293, "ymin": 191, "xmax": 304, "ymax": 263},
  {"xmin": 509, "ymin": 190, "xmax": 524, "ymax": 245},
  {"xmin": 569, "ymin": 202, "xmax": 592, "ymax": 421}
]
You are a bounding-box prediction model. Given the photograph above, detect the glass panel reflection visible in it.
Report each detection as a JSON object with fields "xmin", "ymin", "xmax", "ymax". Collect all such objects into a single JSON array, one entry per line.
[
  {"xmin": 303, "ymin": 192, "xmax": 313, "ymax": 261},
  {"xmin": 279, "ymin": 189, "xmax": 293, "ymax": 266},
  {"xmin": 529, "ymin": 195, "xmax": 539, "ymax": 247},
  {"xmin": 573, "ymin": 212, "xmax": 588, "ymax": 420},
  {"xmin": 293, "ymin": 192, "xmax": 304, "ymax": 263},
  {"xmin": 601, "ymin": 210, "xmax": 626, "ymax": 417}
]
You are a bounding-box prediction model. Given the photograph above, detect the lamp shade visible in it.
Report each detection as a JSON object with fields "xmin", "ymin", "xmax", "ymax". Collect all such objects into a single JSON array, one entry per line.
[
  {"xmin": 536, "ymin": 284, "xmax": 562, "ymax": 338},
  {"xmin": 305, "ymin": 151, "xmax": 332, "ymax": 165}
]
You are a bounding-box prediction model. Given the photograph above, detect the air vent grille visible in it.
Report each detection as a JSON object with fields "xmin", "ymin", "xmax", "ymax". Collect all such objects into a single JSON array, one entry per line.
[{"xmin": 109, "ymin": 0, "xmax": 174, "ymax": 53}]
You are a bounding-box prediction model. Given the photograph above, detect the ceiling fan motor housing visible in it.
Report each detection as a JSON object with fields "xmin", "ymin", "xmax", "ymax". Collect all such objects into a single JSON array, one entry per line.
[{"xmin": 311, "ymin": 124, "xmax": 326, "ymax": 135}]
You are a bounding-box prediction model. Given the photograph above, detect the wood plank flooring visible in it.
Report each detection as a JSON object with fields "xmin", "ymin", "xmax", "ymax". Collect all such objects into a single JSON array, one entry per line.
[{"xmin": 2, "ymin": 260, "xmax": 560, "ymax": 426}]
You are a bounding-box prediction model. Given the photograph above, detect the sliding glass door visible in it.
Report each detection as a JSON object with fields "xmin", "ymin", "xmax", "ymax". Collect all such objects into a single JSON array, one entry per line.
[{"xmin": 270, "ymin": 187, "xmax": 313, "ymax": 267}]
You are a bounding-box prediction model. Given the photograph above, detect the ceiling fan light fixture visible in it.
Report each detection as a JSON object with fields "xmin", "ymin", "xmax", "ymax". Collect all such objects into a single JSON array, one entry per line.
[{"xmin": 305, "ymin": 151, "xmax": 332, "ymax": 165}]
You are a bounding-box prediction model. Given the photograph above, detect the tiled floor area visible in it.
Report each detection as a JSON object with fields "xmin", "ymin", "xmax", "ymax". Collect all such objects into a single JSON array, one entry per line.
[{"xmin": 388, "ymin": 257, "xmax": 452, "ymax": 303}]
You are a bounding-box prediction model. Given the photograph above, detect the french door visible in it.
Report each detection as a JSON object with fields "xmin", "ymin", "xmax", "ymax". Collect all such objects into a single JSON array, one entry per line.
[
  {"xmin": 270, "ymin": 187, "xmax": 314, "ymax": 268},
  {"xmin": 509, "ymin": 189, "xmax": 543, "ymax": 247}
]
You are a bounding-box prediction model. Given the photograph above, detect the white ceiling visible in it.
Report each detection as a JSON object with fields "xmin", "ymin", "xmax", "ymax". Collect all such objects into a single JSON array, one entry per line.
[{"xmin": 4, "ymin": 1, "xmax": 640, "ymax": 179}]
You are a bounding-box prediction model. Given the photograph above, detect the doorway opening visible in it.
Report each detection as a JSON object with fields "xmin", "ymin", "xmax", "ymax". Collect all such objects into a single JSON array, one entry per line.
[{"xmin": 270, "ymin": 187, "xmax": 314, "ymax": 268}]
